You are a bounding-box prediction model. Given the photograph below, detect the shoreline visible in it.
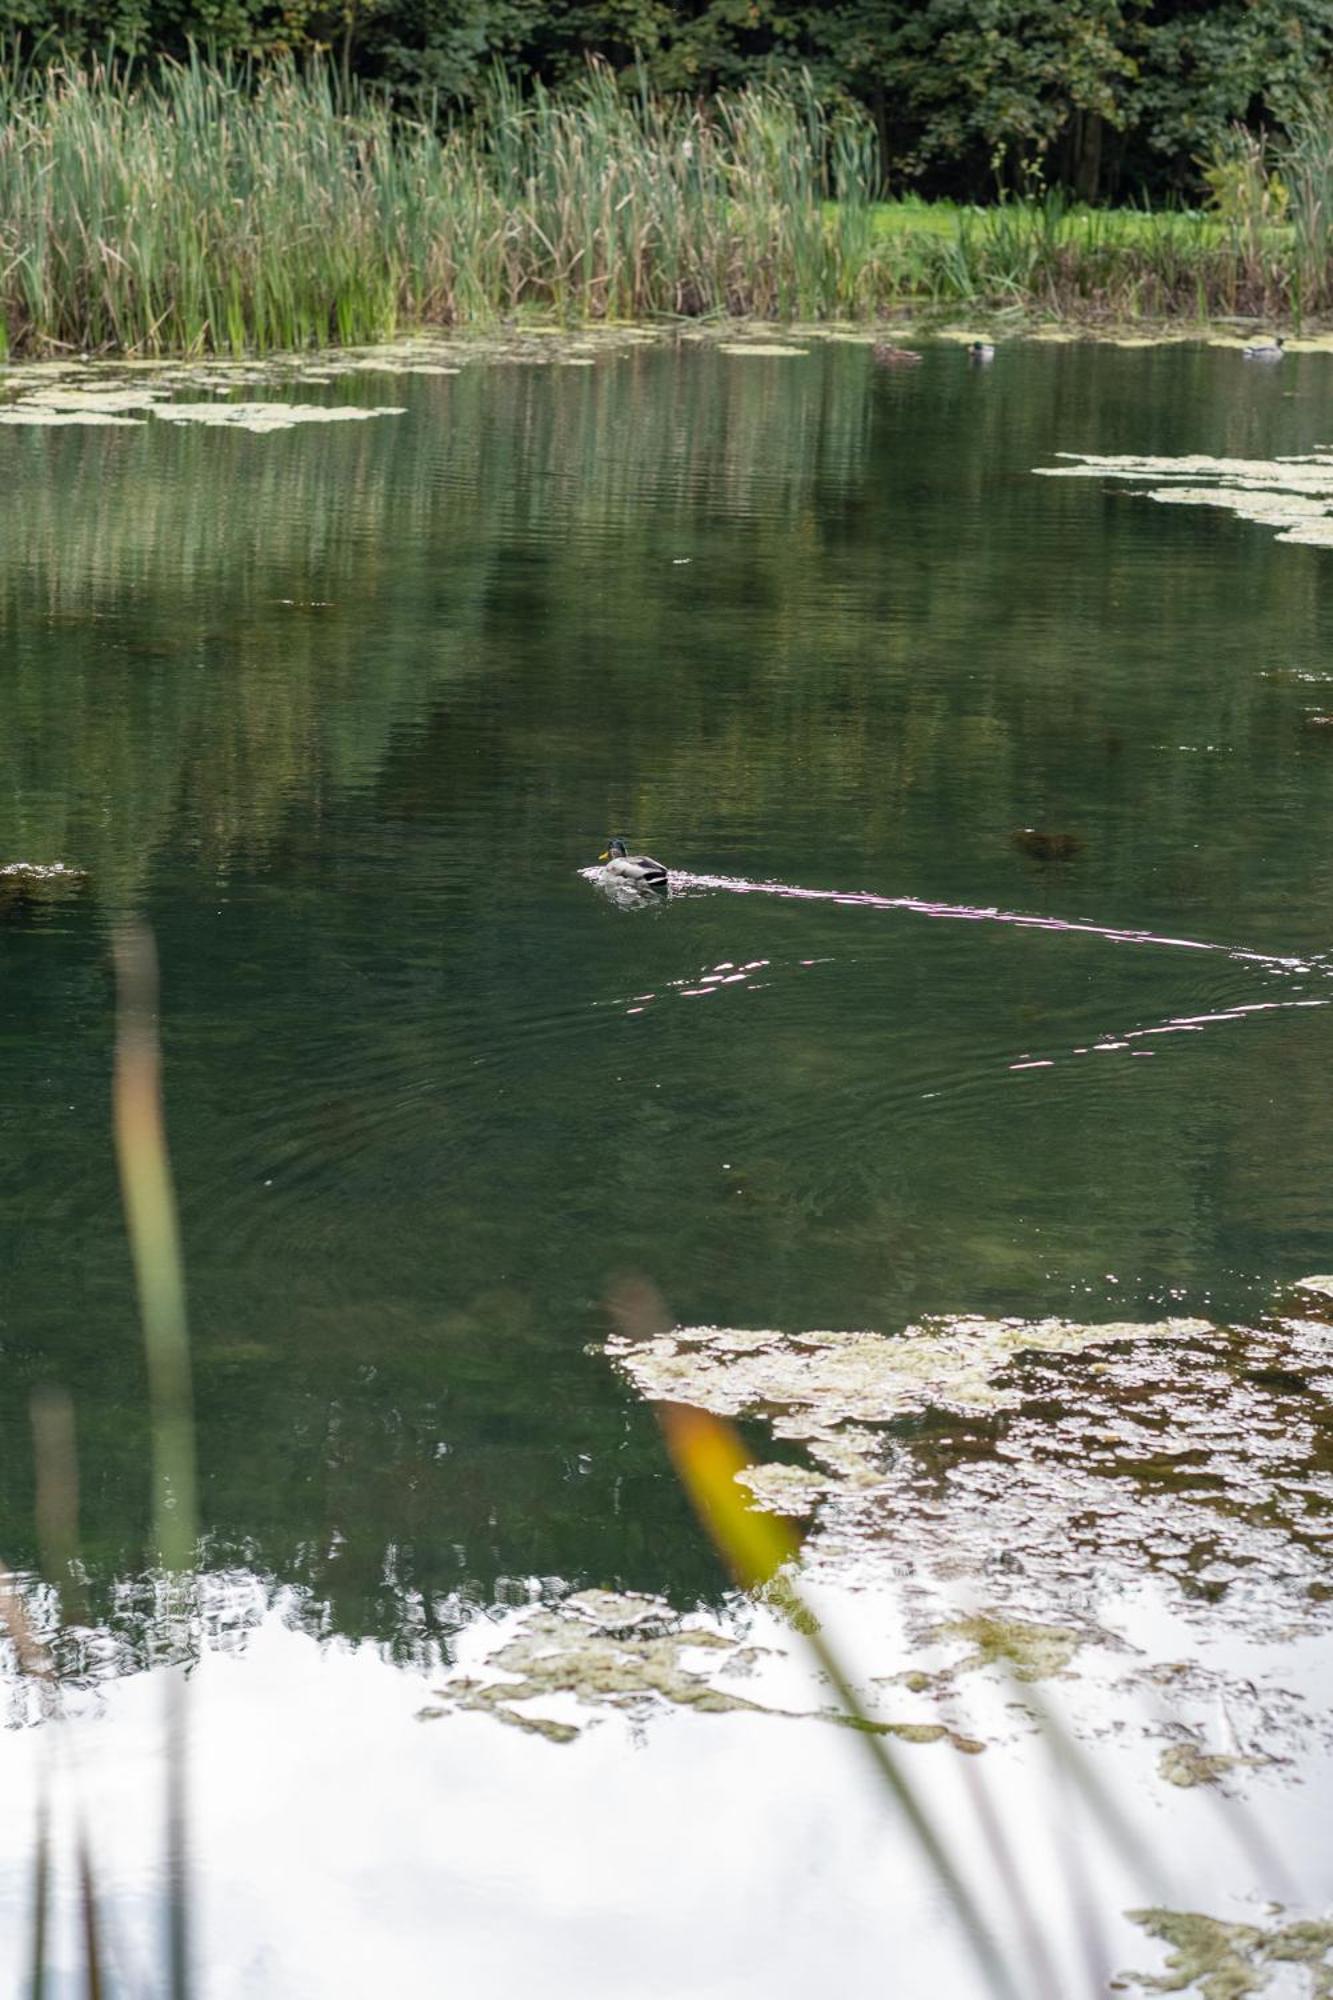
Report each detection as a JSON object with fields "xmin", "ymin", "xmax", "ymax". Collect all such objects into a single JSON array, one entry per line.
[{"xmin": 3, "ymin": 313, "xmax": 1330, "ymax": 383}]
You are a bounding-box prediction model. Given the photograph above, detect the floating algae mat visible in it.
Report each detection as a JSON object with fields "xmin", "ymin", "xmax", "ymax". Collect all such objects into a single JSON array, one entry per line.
[
  {"xmin": 420, "ymin": 1589, "xmax": 764, "ymax": 1744},
  {"xmin": 1119, "ymin": 1909, "xmax": 1333, "ymax": 1998},
  {"xmin": 602, "ymin": 1294, "xmax": 1333, "ymax": 1997},
  {"xmin": 716, "ymin": 343, "xmax": 810, "ymax": 358},
  {"xmin": 606, "ymin": 1313, "xmax": 1208, "ymax": 1447},
  {"xmin": 601, "ymin": 1298, "xmax": 1333, "ymax": 1994},
  {"xmin": 1035, "ymin": 449, "xmax": 1333, "ymax": 548},
  {"xmin": 420, "ymin": 1587, "xmax": 982, "ymax": 1750},
  {"xmin": 607, "ymin": 1299, "xmax": 1333, "ymax": 1731},
  {"xmin": 0, "ymin": 384, "xmax": 407, "ymax": 430}
]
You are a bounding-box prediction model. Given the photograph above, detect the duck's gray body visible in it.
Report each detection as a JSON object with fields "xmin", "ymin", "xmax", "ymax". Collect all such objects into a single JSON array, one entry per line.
[
  {"xmin": 599, "ymin": 838, "xmax": 668, "ymax": 889},
  {"xmin": 1243, "ymin": 338, "xmax": 1285, "ymax": 362}
]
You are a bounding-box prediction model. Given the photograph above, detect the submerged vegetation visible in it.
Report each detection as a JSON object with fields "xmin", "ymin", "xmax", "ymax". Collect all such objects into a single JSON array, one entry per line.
[{"xmin": 8, "ymin": 55, "xmax": 1333, "ymax": 357}]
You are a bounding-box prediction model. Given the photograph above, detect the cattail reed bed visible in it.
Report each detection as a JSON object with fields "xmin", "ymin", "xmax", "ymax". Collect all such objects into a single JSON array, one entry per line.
[{"xmin": 2, "ymin": 55, "xmax": 1332, "ymax": 358}]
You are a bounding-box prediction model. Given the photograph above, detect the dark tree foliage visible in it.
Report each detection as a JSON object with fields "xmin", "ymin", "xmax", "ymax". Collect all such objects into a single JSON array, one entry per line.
[{"xmin": 6, "ymin": 0, "xmax": 1333, "ymax": 199}]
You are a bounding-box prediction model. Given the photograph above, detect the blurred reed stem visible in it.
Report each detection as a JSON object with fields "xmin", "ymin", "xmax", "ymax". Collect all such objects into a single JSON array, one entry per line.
[
  {"xmin": 112, "ymin": 924, "xmax": 196, "ymax": 1576},
  {"xmin": 657, "ymin": 1393, "xmax": 1029, "ymax": 2000},
  {"xmin": 112, "ymin": 920, "xmax": 194, "ymax": 1999}
]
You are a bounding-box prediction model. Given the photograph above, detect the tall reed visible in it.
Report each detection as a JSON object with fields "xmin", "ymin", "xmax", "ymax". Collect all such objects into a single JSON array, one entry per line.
[
  {"xmin": 0, "ymin": 53, "xmax": 877, "ymax": 354},
  {"xmin": 1275, "ymin": 101, "xmax": 1333, "ymax": 327},
  {"xmin": 6, "ymin": 54, "xmax": 1333, "ymax": 357}
]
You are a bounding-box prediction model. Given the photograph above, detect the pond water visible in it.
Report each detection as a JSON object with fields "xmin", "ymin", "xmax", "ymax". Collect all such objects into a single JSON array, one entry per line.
[{"xmin": 2, "ymin": 334, "xmax": 1333, "ymax": 1996}]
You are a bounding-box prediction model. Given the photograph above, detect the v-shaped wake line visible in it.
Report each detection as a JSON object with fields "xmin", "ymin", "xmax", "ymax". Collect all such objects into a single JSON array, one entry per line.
[{"xmin": 670, "ymin": 871, "xmax": 1313, "ymax": 975}]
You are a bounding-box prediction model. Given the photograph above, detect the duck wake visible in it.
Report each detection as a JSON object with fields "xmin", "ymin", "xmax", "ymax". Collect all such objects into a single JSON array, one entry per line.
[{"xmin": 667, "ymin": 870, "xmax": 1314, "ymax": 975}]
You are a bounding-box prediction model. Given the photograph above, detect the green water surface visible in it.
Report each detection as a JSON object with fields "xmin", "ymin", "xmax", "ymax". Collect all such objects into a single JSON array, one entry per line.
[{"xmin": 2, "ymin": 338, "xmax": 1332, "ymax": 1654}]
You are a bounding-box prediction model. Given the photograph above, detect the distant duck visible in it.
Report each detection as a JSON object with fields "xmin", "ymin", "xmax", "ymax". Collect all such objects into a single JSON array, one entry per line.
[
  {"xmin": 598, "ymin": 838, "xmax": 668, "ymax": 889},
  {"xmin": 1243, "ymin": 336, "xmax": 1285, "ymax": 362},
  {"xmin": 873, "ymin": 343, "xmax": 923, "ymax": 367},
  {"xmin": 967, "ymin": 341, "xmax": 996, "ymax": 363}
]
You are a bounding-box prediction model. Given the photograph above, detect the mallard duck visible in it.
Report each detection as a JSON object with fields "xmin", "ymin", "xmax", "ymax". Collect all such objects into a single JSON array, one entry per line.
[
  {"xmin": 1243, "ymin": 336, "xmax": 1285, "ymax": 362},
  {"xmin": 598, "ymin": 838, "xmax": 668, "ymax": 889},
  {"xmin": 967, "ymin": 341, "xmax": 996, "ymax": 363},
  {"xmin": 873, "ymin": 343, "xmax": 922, "ymax": 367}
]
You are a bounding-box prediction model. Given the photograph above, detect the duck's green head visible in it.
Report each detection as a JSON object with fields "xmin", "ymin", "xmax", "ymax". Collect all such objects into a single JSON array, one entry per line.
[{"xmin": 599, "ymin": 838, "xmax": 627, "ymax": 861}]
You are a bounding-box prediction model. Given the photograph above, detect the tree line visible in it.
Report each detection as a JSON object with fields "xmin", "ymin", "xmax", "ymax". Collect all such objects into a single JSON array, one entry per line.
[{"xmin": 5, "ymin": 0, "xmax": 1333, "ymax": 202}]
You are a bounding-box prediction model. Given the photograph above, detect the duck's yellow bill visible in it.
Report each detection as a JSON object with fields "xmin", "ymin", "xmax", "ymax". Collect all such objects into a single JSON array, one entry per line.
[{"xmin": 597, "ymin": 850, "xmax": 610, "ymax": 862}]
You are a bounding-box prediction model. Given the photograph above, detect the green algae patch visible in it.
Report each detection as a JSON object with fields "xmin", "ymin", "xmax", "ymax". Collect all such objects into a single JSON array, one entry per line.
[
  {"xmin": 1119, "ymin": 1908, "xmax": 1333, "ymax": 1998},
  {"xmin": 607, "ymin": 1314, "xmax": 1207, "ymax": 1493},
  {"xmin": 716, "ymin": 343, "xmax": 809, "ymax": 357},
  {"xmin": 7, "ymin": 386, "xmax": 163, "ymax": 414},
  {"xmin": 0, "ymin": 319, "xmax": 1274, "ymax": 418},
  {"xmin": 872, "ymin": 1720, "xmax": 986, "ymax": 1753},
  {"xmin": 0, "ymin": 407, "xmax": 141, "ymax": 427},
  {"xmin": 1157, "ymin": 1740, "xmax": 1272, "ymax": 1790},
  {"xmin": 420, "ymin": 1588, "xmax": 984, "ymax": 1749},
  {"xmin": 931, "ymin": 327, "xmax": 1004, "ymax": 345},
  {"xmin": 419, "ymin": 1590, "xmax": 764, "ymax": 1740},
  {"xmin": 1035, "ymin": 449, "xmax": 1333, "ymax": 549},
  {"xmin": 734, "ymin": 1460, "xmax": 828, "ymax": 1514},
  {"xmin": 0, "ymin": 374, "xmax": 409, "ymax": 430},
  {"xmin": 149, "ymin": 401, "xmax": 406, "ymax": 432},
  {"xmin": 925, "ymin": 1612, "xmax": 1087, "ymax": 1682}
]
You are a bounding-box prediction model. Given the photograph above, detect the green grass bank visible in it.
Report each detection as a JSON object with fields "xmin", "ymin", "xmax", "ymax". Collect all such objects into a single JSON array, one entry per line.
[{"xmin": 4, "ymin": 55, "xmax": 1333, "ymax": 358}]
